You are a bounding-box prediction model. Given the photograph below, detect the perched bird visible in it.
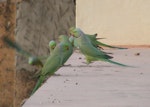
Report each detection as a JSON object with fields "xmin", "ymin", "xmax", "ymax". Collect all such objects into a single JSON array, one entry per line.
[
  {"xmin": 31, "ymin": 35, "xmax": 73, "ymax": 95},
  {"xmin": 69, "ymin": 27, "xmax": 130, "ymax": 66},
  {"xmin": 70, "ymin": 27, "xmax": 127, "ymax": 49},
  {"xmin": 3, "ymin": 37, "xmax": 44, "ymax": 67}
]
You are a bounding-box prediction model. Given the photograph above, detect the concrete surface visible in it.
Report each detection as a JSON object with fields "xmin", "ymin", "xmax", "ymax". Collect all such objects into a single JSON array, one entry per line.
[{"xmin": 23, "ymin": 48, "xmax": 150, "ymax": 107}]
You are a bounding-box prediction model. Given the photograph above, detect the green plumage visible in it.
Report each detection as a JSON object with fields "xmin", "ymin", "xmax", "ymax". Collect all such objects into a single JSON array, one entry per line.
[
  {"xmin": 85, "ymin": 55, "xmax": 130, "ymax": 67},
  {"xmin": 31, "ymin": 35, "xmax": 73, "ymax": 95},
  {"xmin": 49, "ymin": 40, "xmax": 56, "ymax": 54},
  {"xmin": 70, "ymin": 27, "xmax": 127, "ymax": 49},
  {"xmin": 3, "ymin": 37, "xmax": 44, "ymax": 67},
  {"xmin": 69, "ymin": 27, "xmax": 130, "ymax": 67},
  {"xmin": 86, "ymin": 34, "xmax": 127, "ymax": 49},
  {"xmin": 58, "ymin": 35, "xmax": 73, "ymax": 64}
]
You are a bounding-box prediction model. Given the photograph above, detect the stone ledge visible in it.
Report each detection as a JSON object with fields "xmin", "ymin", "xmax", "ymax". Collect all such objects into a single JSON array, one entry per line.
[{"xmin": 23, "ymin": 49, "xmax": 150, "ymax": 107}]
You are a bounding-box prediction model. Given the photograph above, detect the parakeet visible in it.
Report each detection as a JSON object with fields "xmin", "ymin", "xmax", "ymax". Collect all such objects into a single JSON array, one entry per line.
[
  {"xmin": 31, "ymin": 35, "xmax": 73, "ymax": 95},
  {"xmin": 3, "ymin": 37, "xmax": 44, "ymax": 67},
  {"xmin": 70, "ymin": 27, "xmax": 127, "ymax": 49},
  {"xmin": 69, "ymin": 27, "xmax": 130, "ymax": 67}
]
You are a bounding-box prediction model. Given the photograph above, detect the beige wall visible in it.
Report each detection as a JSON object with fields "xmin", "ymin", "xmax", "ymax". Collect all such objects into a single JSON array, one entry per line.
[{"xmin": 76, "ymin": 0, "xmax": 150, "ymax": 45}]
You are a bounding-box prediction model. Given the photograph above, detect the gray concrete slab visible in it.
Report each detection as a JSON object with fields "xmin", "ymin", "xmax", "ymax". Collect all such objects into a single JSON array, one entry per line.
[{"xmin": 23, "ymin": 48, "xmax": 150, "ymax": 107}]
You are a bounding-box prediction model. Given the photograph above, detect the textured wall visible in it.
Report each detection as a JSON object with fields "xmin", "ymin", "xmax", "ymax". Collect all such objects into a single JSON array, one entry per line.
[
  {"xmin": 0, "ymin": 1, "xmax": 16, "ymax": 107},
  {"xmin": 77, "ymin": 0, "xmax": 150, "ymax": 45},
  {"xmin": 15, "ymin": 0, "xmax": 75, "ymax": 106}
]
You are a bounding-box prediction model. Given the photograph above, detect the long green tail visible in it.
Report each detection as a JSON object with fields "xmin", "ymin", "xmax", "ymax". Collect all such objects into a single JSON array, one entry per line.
[
  {"xmin": 31, "ymin": 75, "xmax": 44, "ymax": 95},
  {"xmin": 106, "ymin": 59, "xmax": 132, "ymax": 67},
  {"xmin": 96, "ymin": 41, "xmax": 127, "ymax": 49},
  {"xmin": 3, "ymin": 37, "xmax": 31, "ymax": 56}
]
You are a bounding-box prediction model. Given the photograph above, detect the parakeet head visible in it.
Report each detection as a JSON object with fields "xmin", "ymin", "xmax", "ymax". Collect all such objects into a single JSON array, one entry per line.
[
  {"xmin": 28, "ymin": 57, "xmax": 39, "ymax": 65},
  {"xmin": 49, "ymin": 40, "xmax": 56, "ymax": 50},
  {"xmin": 69, "ymin": 27, "xmax": 83, "ymax": 38}
]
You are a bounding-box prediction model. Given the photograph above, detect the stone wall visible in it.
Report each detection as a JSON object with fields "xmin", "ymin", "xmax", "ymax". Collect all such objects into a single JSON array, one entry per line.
[{"xmin": 15, "ymin": 0, "xmax": 75, "ymax": 106}]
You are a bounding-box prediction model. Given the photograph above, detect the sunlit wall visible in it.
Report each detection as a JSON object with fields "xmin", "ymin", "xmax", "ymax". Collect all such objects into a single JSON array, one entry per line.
[{"xmin": 76, "ymin": 0, "xmax": 150, "ymax": 45}]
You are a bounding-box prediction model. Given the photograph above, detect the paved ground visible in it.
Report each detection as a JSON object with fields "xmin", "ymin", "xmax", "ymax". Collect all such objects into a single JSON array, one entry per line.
[{"xmin": 23, "ymin": 48, "xmax": 150, "ymax": 107}]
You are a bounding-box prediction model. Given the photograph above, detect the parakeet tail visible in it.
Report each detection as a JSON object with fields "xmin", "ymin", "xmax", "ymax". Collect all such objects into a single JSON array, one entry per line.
[
  {"xmin": 107, "ymin": 59, "xmax": 132, "ymax": 67},
  {"xmin": 96, "ymin": 41, "xmax": 127, "ymax": 49},
  {"xmin": 3, "ymin": 37, "xmax": 22, "ymax": 52},
  {"xmin": 31, "ymin": 76, "xmax": 44, "ymax": 95}
]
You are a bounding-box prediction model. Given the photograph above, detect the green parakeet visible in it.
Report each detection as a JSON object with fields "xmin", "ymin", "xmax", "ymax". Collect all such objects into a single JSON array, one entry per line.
[
  {"xmin": 3, "ymin": 37, "xmax": 44, "ymax": 67},
  {"xmin": 70, "ymin": 27, "xmax": 127, "ymax": 49},
  {"xmin": 31, "ymin": 35, "xmax": 73, "ymax": 95},
  {"xmin": 69, "ymin": 27, "xmax": 130, "ymax": 67}
]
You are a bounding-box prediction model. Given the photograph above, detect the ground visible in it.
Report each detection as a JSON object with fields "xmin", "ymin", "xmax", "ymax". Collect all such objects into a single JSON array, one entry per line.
[{"xmin": 23, "ymin": 48, "xmax": 150, "ymax": 107}]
